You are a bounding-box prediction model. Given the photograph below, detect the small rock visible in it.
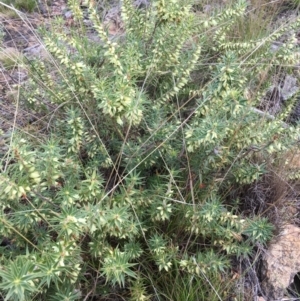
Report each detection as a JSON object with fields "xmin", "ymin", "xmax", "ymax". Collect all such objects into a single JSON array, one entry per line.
[
  {"xmin": 261, "ymin": 224, "xmax": 300, "ymax": 300},
  {"xmin": 64, "ymin": 10, "xmax": 73, "ymax": 19},
  {"xmin": 280, "ymin": 75, "xmax": 298, "ymax": 101},
  {"xmin": 23, "ymin": 44, "xmax": 50, "ymax": 59}
]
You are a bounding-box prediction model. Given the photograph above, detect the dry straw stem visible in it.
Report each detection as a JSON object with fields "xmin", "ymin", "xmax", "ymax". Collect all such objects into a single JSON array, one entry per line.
[{"xmin": 0, "ymin": 47, "xmax": 24, "ymax": 69}]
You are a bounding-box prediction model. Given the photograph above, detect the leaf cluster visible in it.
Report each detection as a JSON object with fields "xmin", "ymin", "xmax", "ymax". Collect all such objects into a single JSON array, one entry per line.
[{"xmin": 0, "ymin": 0, "xmax": 299, "ymax": 300}]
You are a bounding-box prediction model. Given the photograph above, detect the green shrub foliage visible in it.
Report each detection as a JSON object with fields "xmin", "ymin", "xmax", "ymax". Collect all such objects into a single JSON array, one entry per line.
[{"xmin": 0, "ymin": 0, "xmax": 300, "ymax": 300}]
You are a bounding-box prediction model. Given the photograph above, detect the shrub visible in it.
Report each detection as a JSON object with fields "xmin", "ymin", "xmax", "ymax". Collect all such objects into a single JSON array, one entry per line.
[{"xmin": 0, "ymin": 0, "xmax": 300, "ymax": 300}]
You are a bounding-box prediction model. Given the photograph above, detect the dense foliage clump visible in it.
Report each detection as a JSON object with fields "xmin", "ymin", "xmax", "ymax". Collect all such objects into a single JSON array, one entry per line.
[{"xmin": 0, "ymin": 0, "xmax": 300, "ymax": 300}]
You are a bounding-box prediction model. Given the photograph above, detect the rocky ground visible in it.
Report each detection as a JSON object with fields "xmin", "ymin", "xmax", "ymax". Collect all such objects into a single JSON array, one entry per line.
[{"xmin": 0, "ymin": 0, "xmax": 67, "ymax": 134}]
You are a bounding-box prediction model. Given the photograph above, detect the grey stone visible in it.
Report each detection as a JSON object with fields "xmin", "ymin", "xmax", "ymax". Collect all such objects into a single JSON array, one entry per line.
[
  {"xmin": 280, "ymin": 75, "xmax": 298, "ymax": 101},
  {"xmin": 261, "ymin": 224, "xmax": 300, "ymax": 300}
]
